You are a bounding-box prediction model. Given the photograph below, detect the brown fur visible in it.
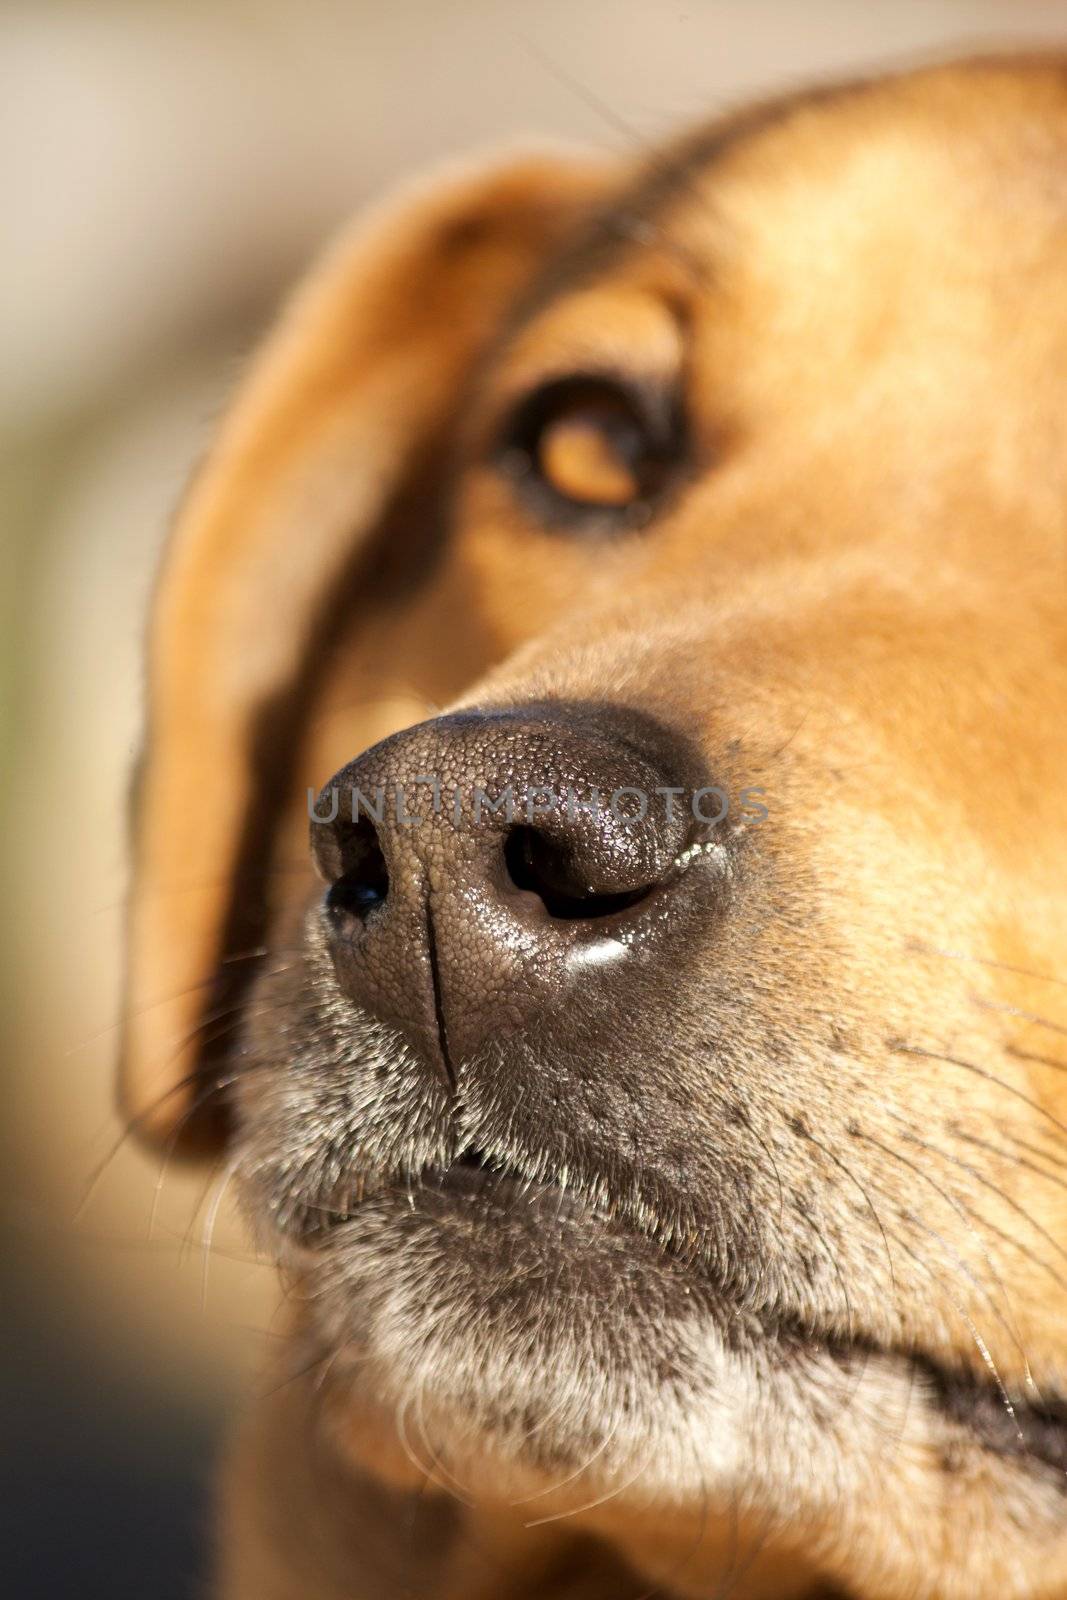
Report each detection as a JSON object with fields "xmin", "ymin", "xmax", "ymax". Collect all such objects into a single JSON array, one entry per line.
[{"xmin": 125, "ymin": 59, "xmax": 1067, "ymax": 1599}]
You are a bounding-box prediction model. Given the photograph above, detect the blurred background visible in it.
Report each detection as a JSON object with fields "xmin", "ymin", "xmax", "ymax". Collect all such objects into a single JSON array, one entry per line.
[{"xmin": 4, "ymin": 2, "xmax": 1066, "ymax": 1593}]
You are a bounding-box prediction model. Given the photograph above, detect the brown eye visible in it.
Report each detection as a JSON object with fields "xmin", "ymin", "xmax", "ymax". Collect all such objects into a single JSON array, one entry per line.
[
  {"xmin": 538, "ymin": 390, "xmax": 643, "ymax": 507},
  {"xmin": 500, "ymin": 377, "xmax": 679, "ymax": 523}
]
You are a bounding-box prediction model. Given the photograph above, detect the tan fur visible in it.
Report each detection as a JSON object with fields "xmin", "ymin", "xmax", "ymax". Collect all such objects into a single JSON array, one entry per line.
[
  {"xmin": 125, "ymin": 59, "xmax": 1067, "ymax": 1599},
  {"xmin": 123, "ymin": 152, "xmax": 609, "ymax": 1141}
]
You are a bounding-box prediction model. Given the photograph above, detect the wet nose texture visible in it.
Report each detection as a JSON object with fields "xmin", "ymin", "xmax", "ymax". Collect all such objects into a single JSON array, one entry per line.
[{"xmin": 309, "ymin": 701, "xmax": 703, "ymax": 1086}]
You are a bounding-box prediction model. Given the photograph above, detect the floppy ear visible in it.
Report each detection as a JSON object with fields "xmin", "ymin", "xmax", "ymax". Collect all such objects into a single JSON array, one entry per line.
[{"xmin": 121, "ymin": 150, "xmax": 611, "ymax": 1149}]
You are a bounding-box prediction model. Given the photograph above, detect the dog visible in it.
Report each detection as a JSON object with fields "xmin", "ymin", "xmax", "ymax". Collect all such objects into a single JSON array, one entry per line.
[{"xmin": 121, "ymin": 57, "xmax": 1067, "ymax": 1599}]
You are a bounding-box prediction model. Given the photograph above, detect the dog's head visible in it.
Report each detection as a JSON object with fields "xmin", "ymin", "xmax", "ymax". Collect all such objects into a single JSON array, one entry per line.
[{"xmin": 123, "ymin": 60, "xmax": 1067, "ymax": 1599}]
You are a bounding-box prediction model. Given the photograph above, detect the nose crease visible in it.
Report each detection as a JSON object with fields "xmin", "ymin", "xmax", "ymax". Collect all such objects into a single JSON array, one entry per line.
[{"xmin": 424, "ymin": 901, "xmax": 458, "ymax": 1093}]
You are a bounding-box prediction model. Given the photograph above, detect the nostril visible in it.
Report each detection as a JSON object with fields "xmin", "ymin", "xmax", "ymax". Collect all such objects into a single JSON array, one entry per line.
[
  {"xmin": 324, "ymin": 819, "xmax": 389, "ymax": 926},
  {"xmin": 503, "ymin": 825, "xmax": 655, "ymax": 921}
]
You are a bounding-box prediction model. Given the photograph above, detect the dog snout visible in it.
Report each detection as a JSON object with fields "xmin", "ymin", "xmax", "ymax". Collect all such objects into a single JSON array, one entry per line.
[{"xmin": 309, "ymin": 701, "xmax": 699, "ymax": 1077}]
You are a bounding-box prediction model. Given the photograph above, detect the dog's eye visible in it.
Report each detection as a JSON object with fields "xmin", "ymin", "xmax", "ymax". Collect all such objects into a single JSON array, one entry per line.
[{"xmin": 500, "ymin": 378, "xmax": 675, "ymax": 522}]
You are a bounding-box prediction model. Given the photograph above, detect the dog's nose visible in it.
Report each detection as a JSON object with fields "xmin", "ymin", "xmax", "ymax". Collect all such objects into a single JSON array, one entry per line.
[{"xmin": 309, "ymin": 702, "xmax": 697, "ymax": 1082}]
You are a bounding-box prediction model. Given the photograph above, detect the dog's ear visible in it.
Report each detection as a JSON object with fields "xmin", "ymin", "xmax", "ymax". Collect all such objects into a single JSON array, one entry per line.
[{"xmin": 121, "ymin": 151, "xmax": 611, "ymax": 1149}]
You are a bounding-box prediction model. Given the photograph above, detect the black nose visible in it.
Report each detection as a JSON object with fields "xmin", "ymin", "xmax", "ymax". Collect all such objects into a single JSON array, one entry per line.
[{"xmin": 309, "ymin": 702, "xmax": 699, "ymax": 1084}]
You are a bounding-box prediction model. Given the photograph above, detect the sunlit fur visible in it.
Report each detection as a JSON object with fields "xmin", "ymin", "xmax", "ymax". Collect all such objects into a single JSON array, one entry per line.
[{"xmin": 128, "ymin": 59, "xmax": 1067, "ymax": 1600}]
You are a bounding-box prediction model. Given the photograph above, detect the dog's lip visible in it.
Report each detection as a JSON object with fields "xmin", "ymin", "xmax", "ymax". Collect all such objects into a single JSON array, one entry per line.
[
  {"xmin": 309, "ymin": 1154, "xmax": 1067, "ymax": 1478},
  {"xmin": 399, "ymin": 1148, "xmax": 596, "ymax": 1221},
  {"xmin": 312, "ymin": 1145, "xmax": 599, "ymax": 1230},
  {"xmin": 834, "ymin": 1343, "xmax": 1067, "ymax": 1479}
]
